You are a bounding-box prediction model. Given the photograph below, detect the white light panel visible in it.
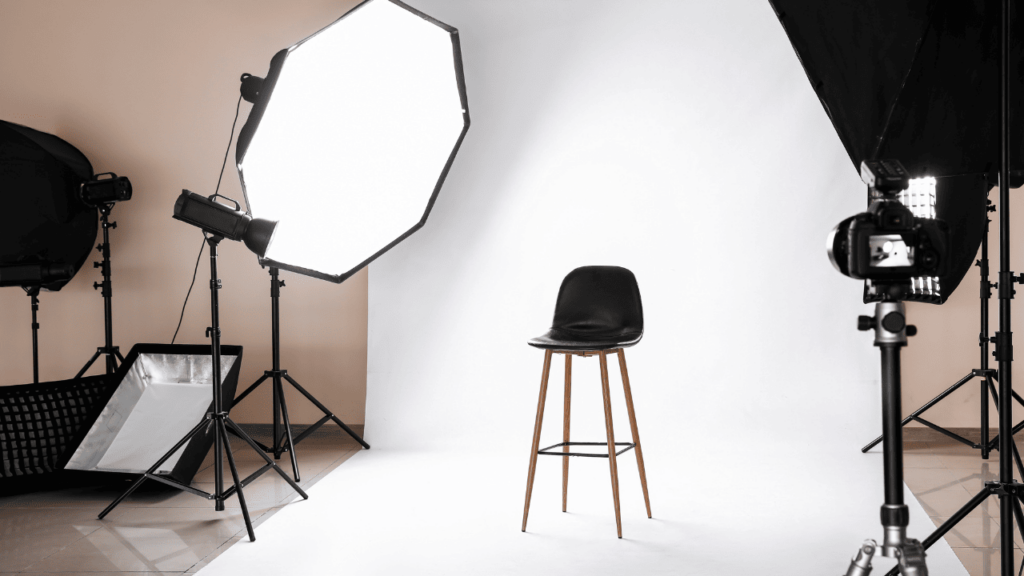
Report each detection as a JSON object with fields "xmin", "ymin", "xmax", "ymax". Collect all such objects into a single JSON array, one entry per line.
[
  {"xmin": 902, "ymin": 176, "xmax": 939, "ymax": 298},
  {"xmin": 239, "ymin": 0, "xmax": 467, "ymax": 279}
]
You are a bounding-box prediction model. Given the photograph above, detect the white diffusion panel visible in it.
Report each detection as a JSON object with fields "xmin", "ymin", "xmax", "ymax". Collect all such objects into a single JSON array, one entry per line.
[{"xmin": 240, "ymin": 0, "xmax": 466, "ymax": 278}]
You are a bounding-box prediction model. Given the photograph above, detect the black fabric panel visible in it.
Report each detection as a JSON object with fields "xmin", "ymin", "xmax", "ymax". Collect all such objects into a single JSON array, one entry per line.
[
  {"xmin": 0, "ymin": 375, "xmax": 115, "ymax": 478},
  {"xmin": 770, "ymin": 0, "xmax": 1024, "ymax": 179},
  {"xmin": 0, "ymin": 120, "xmax": 96, "ymax": 291}
]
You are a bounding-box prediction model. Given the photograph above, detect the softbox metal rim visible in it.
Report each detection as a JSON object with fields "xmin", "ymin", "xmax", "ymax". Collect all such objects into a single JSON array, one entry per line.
[
  {"xmin": 60, "ymin": 343, "xmax": 244, "ymax": 483},
  {"xmin": 235, "ymin": 0, "xmax": 471, "ymax": 284}
]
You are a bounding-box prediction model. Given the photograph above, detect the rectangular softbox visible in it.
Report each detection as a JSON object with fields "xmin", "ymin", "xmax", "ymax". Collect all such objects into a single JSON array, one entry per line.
[{"xmin": 63, "ymin": 343, "xmax": 242, "ymax": 484}]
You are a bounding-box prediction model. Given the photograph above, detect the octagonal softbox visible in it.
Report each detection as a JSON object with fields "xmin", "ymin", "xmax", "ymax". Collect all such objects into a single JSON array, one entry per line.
[{"xmin": 236, "ymin": 0, "xmax": 470, "ymax": 283}]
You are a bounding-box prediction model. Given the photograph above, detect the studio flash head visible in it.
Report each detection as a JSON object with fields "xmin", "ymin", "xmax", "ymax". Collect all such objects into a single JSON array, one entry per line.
[
  {"xmin": 172, "ymin": 190, "xmax": 277, "ymax": 258},
  {"xmin": 81, "ymin": 172, "xmax": 132, "ymax": 206}
]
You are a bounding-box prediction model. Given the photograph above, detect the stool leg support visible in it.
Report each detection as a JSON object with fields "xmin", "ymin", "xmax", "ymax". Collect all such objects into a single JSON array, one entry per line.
[
  {"xmin": 618, "ymin": 348, "xmax": 651, "ymax": 518},
  {"xmin": 562, "ymin": 353, "xmax": 572, "ymax": 513},
  {"xmin": 600, "ymin": 351, "xmax": 623, "ymax": 538},
  {"xmin": 522, "ymin": 349, "xmax": 553, "ymax": 532}
]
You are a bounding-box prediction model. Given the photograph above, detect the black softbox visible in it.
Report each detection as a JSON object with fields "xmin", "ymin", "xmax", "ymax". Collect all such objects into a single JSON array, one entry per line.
[
  {"xmin": 770, "ymin": 0, "xmax": 1005, "ymax": 304},
  {"xmin": 0, "ymin": 120, "xmax": 96, "ymax": 291}
]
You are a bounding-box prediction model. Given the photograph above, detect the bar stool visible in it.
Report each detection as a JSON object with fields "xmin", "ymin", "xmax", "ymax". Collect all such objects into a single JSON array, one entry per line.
[{"xmin": 520, "ymin": 265, "xmax": 651, "ymax": 538}]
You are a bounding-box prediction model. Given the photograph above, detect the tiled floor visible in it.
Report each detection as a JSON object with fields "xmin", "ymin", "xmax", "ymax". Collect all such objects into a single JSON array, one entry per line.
[
  {"xmin": 0, "ymin": 425, "xmax": 364, "ymax": 575},
  {"xmin": 904, "ymin": 430, "xmax": 1024, "ymax": 575}
]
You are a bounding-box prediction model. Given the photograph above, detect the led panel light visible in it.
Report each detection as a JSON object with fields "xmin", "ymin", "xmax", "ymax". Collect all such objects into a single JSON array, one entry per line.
[
  {"xmin": 902, "ymin": 177, "xmax": 940, "ymax": 298},
  {"xmin": 236, "ymin": 0, "xmax": 470, "ymax": 283}
]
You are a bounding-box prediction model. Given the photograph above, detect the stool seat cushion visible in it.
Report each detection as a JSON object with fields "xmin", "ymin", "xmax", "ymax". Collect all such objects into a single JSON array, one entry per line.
[
  {"xmin": 528, "ymin": 266, "xmax": 643, "ymax": 351},
  {"xmin": 528, "ymin": 328, "xmax": 642, "ymax": 351}
]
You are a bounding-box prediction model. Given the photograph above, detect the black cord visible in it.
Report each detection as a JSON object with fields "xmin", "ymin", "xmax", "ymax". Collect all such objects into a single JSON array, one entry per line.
[
  {"xmin": 171, "ymin": 238, "xmax": 205, "ymax": 344},
  {"xmin": 171, "ymin": 95, "xmax": 243, "ymax": 344},
  {"xmin": 215, "ymin": 94, "xmax": 248, "ymax": 212}
]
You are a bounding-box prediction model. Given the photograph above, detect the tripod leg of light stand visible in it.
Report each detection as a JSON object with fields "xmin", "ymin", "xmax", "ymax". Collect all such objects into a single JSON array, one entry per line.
[
  {"xmin": 99, "ymin": 417, "xmax": 212, "ymax": 519},
  {"xmin": 982, "ymin": 380, "xmax": 1024, "ymax": 456},
  {"xmin": 224, "ymin": 418, "xmax": 308, "ymax": 499},
  {"xmin": 75, "ymin": 350, "xmax": 102, "ymax": 379},
  {"xmin": 275, "ymin": 378, "xmax": 300, "ymax": 481},
  {"xmin": 1010, "ymin": 440, "xmax": 1024, "ymax": 481},
  {"xmin": 219, "ymin": 419, "xmax": 256, "ymax": 542},
  {"xmin": 234, "ymin": 374, "xmax": 269, "ymax": 406},
  {"xmin": 861, "ymin": 372, "xmax": 977, "ymax": 453},
  {"xmin": 283, "ymin": 373, "xmax": 370, "ymax": 449},
  {"xmin": 230, "ymin": 374, "xmax": 274, "ymax": 453}
]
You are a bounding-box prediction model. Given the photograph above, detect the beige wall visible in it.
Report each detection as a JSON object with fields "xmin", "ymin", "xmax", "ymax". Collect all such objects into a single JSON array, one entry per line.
[
  {"xmin": 0, "ymin": 0, "xmax": 366, "ymax": 425},
  {"xmin": 904, "ymin": 186, "xmax": 1024, "ymax": 429}
]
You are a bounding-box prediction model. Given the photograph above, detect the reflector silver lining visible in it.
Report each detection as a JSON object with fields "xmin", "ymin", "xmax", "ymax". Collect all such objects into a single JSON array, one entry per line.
[{"xmin": 65, "ymin": 352, "xmax": 238, "ymax": 475}]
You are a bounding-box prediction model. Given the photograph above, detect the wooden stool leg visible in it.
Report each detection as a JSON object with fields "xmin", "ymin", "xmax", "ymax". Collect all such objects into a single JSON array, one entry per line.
[
  {"xmin": 618, "ymin": 348, "xmax": 651, "ymax": 518},
  {"xmin": 599, "ymin": 351, "xmax": 623, "ymax": 538},
  {"xmin": 522, "ymin": 349, "xmax": 553, "ymax": 532},
  {"xmin": 562, "ymin": 353, "xmax": 572, "ymax": 512}
]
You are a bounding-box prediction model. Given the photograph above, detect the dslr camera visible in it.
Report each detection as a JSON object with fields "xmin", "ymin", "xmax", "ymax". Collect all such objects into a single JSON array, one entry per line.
[{"xmin": 828, "ymin": 160, "xmax": 949, "ymax": 295}]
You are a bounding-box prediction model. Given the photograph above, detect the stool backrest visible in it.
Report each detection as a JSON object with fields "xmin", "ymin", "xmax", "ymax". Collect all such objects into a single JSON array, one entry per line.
[{"xmin": 552, "ymin": 266, "xmax": 643, "ymax": 335}]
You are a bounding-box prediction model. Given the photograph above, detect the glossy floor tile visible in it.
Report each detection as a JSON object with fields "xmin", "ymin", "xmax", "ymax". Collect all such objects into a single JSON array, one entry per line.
[
  {"xmin": 902, "ymin": 430, "xmax": 1024, "ymax": 575},
  {"xmin": 0, "ymin": 425, "xmax": 363, "ymax": 575}
]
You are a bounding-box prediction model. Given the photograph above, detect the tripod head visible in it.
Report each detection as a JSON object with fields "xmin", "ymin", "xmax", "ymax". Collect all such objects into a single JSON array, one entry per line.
[{"xmin": 858, "ymin": 301, "xmax": 916, "ymax": 347}]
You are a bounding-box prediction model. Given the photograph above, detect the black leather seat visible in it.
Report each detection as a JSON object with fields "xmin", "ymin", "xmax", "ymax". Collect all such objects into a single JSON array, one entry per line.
[
  {"xmin": 521, "ymin": 266, "xmax": 651, "ymax": 539},
  {"xmin": 528, "ymin": 266, "xmax": 643, "ymax": 351}
]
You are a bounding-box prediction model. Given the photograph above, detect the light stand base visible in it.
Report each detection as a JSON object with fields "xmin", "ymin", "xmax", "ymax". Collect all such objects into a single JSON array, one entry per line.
[
  {"xmin": 76, "ymin": 346, "xmax": 125, "ymax": 379},
  {"xmin": 232, "ymin": 368, "xmax": 371, "ymax": 481},
  {"xmin": 98, "ymin": 412, "xmax": 308, "ymax": 541},
  {"xmin": 76, "ymin": 204, "xmax": 123, "ymax": 379},
  {"xmin": 231, "ymin": 267, "xmax": 369, "ymax": 483},
  {"xmin": 98, "ymin": 236, "xmax": 308, "ymax": 542}
]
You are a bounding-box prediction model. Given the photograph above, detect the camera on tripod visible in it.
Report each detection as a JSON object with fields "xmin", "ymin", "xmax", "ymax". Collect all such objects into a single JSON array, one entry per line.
[{"xmin": 828, "ymin": 160, "xmax": 949, "ymax": 299}]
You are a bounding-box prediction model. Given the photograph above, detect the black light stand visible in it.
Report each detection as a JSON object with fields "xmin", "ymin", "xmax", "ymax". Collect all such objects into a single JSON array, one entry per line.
[
  {"xmin": 24, "ymin": 286, "xmax": 40, "ymax": 384},
  {"xmin": 861, "ymin": 198, "xmax": 1024, "ymax": 466},
  {"xmin": 76, "ymin": 204, "xmax": 125, "ymax": 378},
  {"xmin": 98, "ymin": 235, "xmax": 308, "ymax": 541},
  {"xmin": 844, "ymin": 302, "xmax": 928, "ymax": 576},
  {"xmin": 878, "ymin": 3, "xmax": 1024, "ymax": 574},
  {"xmin": 231, "ymin": 266, "xmax": 370, "ymax": 482}
]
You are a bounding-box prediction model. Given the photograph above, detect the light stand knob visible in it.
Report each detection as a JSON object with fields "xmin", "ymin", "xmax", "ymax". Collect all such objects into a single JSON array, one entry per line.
[
  {"xmin": 906, "ymin": 325, "xmax": 917, "ymax": 337},
  {"xmin": 858, "ymin": 316, "xmax": 875, "ymax": 331},
  {"xmin": 881, "ymin": 312, "xmax": 906, "ymax": 333}
]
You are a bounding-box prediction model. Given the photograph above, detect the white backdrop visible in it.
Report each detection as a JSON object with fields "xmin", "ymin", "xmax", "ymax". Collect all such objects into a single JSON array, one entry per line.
[
  {"xmin": 366, "ymin": 0, "xmax": 877, "ymax": 451},
  {"xmin": 203, "ymin": 2, "xmax": 970, "ymax": 574}
]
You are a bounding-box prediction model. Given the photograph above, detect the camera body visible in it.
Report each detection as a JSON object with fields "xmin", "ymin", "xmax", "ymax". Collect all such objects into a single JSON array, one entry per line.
[
  {"xmin": 829, "ymin": 200, "xmax": 949, "ymax": 281},
  {"xmin": 81, "ymin": 172, "xmax": 132, "ymax": 206},
  {"xmin": 828, "ymin": 160, "xmax": 950, "ymax": 299}
]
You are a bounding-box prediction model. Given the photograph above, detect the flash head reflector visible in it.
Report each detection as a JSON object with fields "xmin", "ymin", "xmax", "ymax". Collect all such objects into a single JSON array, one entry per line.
[
  {"xmin": 81, "ymin": 173, "xmax": 132, "ymax": 206},
  {"xmin": 172, "ymin": 190, "xmax": 277, "ymax": 258}
]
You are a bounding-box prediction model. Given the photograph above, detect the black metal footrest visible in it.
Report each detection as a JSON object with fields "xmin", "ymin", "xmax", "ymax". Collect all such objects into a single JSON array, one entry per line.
[{"xmin": 537, "ymin": 441, "xmax": 635, "ymax": 458}]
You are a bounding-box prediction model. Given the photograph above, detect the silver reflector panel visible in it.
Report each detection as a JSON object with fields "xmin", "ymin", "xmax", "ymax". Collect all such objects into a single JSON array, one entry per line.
[{"xmin": 66, "ymin": 350, "xmax": 238, "ymax": 475}]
